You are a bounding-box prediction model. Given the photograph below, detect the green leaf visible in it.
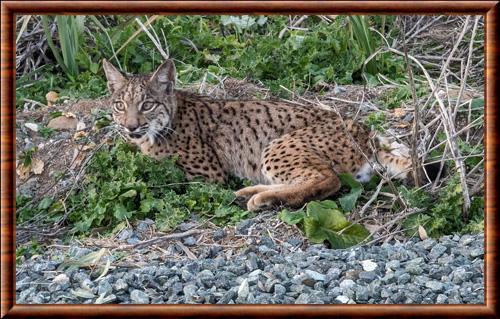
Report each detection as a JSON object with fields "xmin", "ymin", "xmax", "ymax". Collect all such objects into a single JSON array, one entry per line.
[
  {"xmin": 49, "ymin": 111, "xmax": 63, "ymax": 119},
  {"xmin": 114, "ymin": 203, "xmax": 133, "ymax": 220},
  {"xmin": 256, "ymin": 16, "xmax": 268, "ymax": 26},
  {"xmin": 402, "ymin": 213, "xmax": 431, "ymax": 236},
  {"xmin": 339, "ymin": 189, "xmax": 363, "ymax": 212},
  {"xmin": 338, "ymin": 173, "xmax": 363, "ymax": 212},
  {"xmin": 323, "ymin": 224, "xmax": 371, "ymax": 249},
  {"xmin": 304, "ymin": 200, "xmax": 349, "ymax": 242},
  {"xmin": 38, "ymin": 197, "xmax": 54, "ymax": 210},
  {"xmin": 278, "ymin": 209, "xmax": 305, "ymax": 225},
  {"xmin": 74, "ymin": 215, "xmax": 95, "ymax": 233},
  {"xmin": 119, "ymin": 189, "xmax": 137, "ymax": 198},
  {"xmin": 307, "ymin": 199, "xmax": 339, "ymax": 212},
  {"xmin": 470, "ymin": 98, "xmax": 484, "ymax": 109},
  {"xmin": 140, "ymin": 198, "xmax": 155, "ymax": 213},
  {"xmin": 304, "ymin": 200, "xmax": 370, "ymax": 248}
]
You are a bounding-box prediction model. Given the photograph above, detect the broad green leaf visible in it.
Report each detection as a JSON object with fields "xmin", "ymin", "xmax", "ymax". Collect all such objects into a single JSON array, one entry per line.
[
  {"xmin": 323, "ymin": 223, "xmax": 371, "ymax": 249},
  {"xmin": 307, "ymin": 199, "xmax": 338, "ymax": 212},
  {"xmin": 140, "ymin": 198, "xmax": 155, "ymax": 213},
  {"xmin": 38, "ymin": 197, "xmax": 54, "ymax": 210},
  {"xmin": 339, "ymin": 173, "xmax": 362, "ymax": 189},
  {"xmin": 114, "ymin": 203, "xmax": 133, "ymax": 220},
  {"xmin": 338, "ymin": 173, "xmax": 363, "ymax": 212},
  {"xmin": 304, "ymin": 200, "xmax": 349, "ymax": 242},
  {"xmin": 304, "ymin": 200, "xmax": 370, "ymax": 248},
  {"xmin": 470, "ymin": 98, "xmax": 484, "ymax": 109},
  {"xmin": 74, "ymin": 215, "xmax": 95, "ymax": 233},
  {"xmin": 256, "ymin": 16, "xmax": 268, "ymax": 26},
  {"xmin": 278, "ymin": 209, "xmax": 306, "ymax": 225},
  {"xmin": 120, "ymin": 189, "xmax": 137, "ymax": 198},
  {"xmin": 339, "ymin": 189, "xmax": 363, "ymax": 212}
]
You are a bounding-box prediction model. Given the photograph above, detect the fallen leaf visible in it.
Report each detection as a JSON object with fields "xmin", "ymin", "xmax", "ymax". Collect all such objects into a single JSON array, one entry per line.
[
  {"xmin": 76, "ymin": 121, "xmax": 86, "ymax": 131},
  {"xmin": 388, "ymin": 141, "xmax": 410, "ymax": 157},
  {"xmin": 395, "ymin": 123, "xmax": 410, "ymax": 128},
  {"xmin": 24, "ymin": 122, "xmax": 39, "ymax": 132},
  {"xmin": 393, "ymin": 108, "xmax": 407, "ymax": 118},
  {"xmin": 95, "ymin": 258, "xmax": 112, "ymax": 282},
  {"xmin": 46, "ymin": 91, "xmax": 59, "ymax": 106},
  {"xmin": 31, "ymin": 157, "xmax": 44, "ymax": 175},
  {"xmin": 82, "ymin": 143, "xmax": 95, "ymax": 151},
  {"xmin": 16, "ymin": 164, "xmax": 30, "ymax": 180},
  {"xmin": 418, "ymin": 225, "xmax": 428, "ymax": 240},
  {"xmin": 70, "ymin": 288, "xmax": 95, "ymax": 299},
  {"xmin": 47, "ymin": 116, "xmax": 78, "ymax": 130},
  {"xmin": 73, "ymin": 131, "xmax": 88, "ymax": 140},
  {"xmin": 62, "ymin": 112, "xmax": 77, "ymax": 118},
  {"xmin": 363, "ymin": 223, "xmax": 379, "ymax": 234}
]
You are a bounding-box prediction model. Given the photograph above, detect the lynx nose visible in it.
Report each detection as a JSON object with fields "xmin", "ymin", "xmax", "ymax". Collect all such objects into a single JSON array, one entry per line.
[{"xmin": 126, "ymin": 123, "xmax": 139, "ymax": 132}]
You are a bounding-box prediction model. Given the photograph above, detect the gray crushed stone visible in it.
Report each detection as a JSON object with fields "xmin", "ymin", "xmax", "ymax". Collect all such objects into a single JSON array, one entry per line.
[{"xmin": 16, "ymin": 233, "xmax": 484, "ymax": 304}]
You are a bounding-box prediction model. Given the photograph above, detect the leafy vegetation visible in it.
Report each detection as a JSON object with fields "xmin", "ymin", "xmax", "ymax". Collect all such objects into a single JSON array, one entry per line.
[
  {"xmin": 365, "ymin": 111, "xmax": 387, "ymax": 132},
  {"xmin": 401, "ymin": 176, "xmax": 484, "ymax": 237},
  {"xmin": 63, "ymin": 139, "xmax": 249, "ymax": 233},
  {"xmin": 377, "ymin": 84, "xmax": 428, "ymax": 109},
  {"xmin": 279, "ymin": 174, "xmax": 370, "ymax": 248},
  {"xmin": 280, "ymin": 200, "xmax": 370, "ymax": 249},
  {"xmin": 18, "ymin": 15, "xmax": 408, "ymax": 108},
  {"xmin": 16, "ymin": 240, "xmax": 43, "ymax": 265},
  {"xmin": 17, "ymin": 138, "xmax": 250, "ymax": 234}
]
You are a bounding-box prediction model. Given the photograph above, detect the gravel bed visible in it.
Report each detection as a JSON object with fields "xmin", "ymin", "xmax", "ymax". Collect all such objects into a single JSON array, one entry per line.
[{"xmin": 16, "ymin": 233, "xmax": 484, "ymax": 304}]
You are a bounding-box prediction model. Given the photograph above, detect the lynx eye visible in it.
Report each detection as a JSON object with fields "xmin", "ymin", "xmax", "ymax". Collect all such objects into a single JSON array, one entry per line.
[
  {"xmin": 113, "ymin": 101, "xmax": 126, "ymax": 112},
  {"xmin": 141, "ymin": 101, "xmax": 156, "ymax": 112}
]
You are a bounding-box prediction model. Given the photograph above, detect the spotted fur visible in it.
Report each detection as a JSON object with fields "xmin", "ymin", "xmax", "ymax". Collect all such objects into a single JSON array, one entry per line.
[{"xmin": 103, "ymin": 59, "xmax": 417, "ymax": 211}]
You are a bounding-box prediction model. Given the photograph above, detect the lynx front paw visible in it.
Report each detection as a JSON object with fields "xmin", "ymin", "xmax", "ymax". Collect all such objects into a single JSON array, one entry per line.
[
  {"xmin": 234, "ymin": 188, "xmax": 254, "ymax": 199},
  {"xmin": 235, "ymin": 184, "xmax": 284, "ymax": 199},
  {"xmin": 246, "ymin": 193, "xmax": 274, "ymax": 212}
]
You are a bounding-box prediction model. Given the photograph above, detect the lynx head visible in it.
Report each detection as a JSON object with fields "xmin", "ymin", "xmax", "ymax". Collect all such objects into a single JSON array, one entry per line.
[{"xmin": 102, "ymin": 59, "xmax": 177, "ymax": 145}]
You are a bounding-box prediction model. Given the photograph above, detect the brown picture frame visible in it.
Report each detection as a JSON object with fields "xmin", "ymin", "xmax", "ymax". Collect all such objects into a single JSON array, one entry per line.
[{"xmin": 1, "ymin": 1, "xmax": 498, "ymax": 318}]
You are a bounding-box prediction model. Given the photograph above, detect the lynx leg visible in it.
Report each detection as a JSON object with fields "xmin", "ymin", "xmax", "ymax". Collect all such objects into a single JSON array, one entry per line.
[
  {"xmin": 245, "ymin": 136, "xmax": 342, "ymax": 211},
  {"xmin": 246, "ymin": 174, "xmax": 340, "ymax": 211},
  {"xmin": 235, "ymin": 184, "xmax": 285, "ymax": 198}
]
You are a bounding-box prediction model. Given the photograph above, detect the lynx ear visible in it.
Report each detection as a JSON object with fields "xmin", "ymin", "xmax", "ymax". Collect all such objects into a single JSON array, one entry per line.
[
  {"xmin": 149, "ymin": 59, "xmax": 176, "ymax": 95},
  {"xmin": 102, "ymin": 59, "xmax": 126, "ymax": 93}
]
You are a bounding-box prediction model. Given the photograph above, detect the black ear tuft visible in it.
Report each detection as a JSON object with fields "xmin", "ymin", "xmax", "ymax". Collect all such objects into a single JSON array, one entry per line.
[{"xmin": 422, "ymin": 162, "xmax": 445, "ymax": 182}]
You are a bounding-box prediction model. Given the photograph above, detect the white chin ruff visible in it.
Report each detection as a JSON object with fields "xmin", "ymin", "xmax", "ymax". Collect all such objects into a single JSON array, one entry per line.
[
  {"xmin": 147, "ymin": 132, "xmax": 155, "ymax": 145},
  {"xmin": 355, "ymin": 162, "xmax": 373, "ymax": 183}
]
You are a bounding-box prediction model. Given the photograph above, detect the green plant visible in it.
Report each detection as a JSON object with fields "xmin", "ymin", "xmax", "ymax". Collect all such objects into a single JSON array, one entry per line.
[
  {"xmin": 18, "ymin": 147, "xmax": 37, "ymax": 167},
  {"xmin": 402, "ymin": 176, "xmax": 484, "ymax": 237},
  {"xmin": 16, "ymin": 240, "xmax": 43, "ymax": 265},
  {"xmin": 16, "ymin": 195, "xmax": 64, "ymax": 224},
  {"xmin": 457, "ymin": 138, "xmax": 483, "ymax": 169},
  {"xmin": 338, "ymin": 173, "xmax": 364, "ymax": 212},
  {"xmin": 42, "ymin": 16, "xmax": 86, "ymax": 77},
  {"xmin": 378, "ymin": 84, "xmax": 428, "ymax": 109},
  {"xmin": 19, "ymin": 16, "xmax": 406, "ymax": 107},
  {"xmin": 348, "ymin": 16, "xmax": 378, "ymax": 75},
  {"xmin": 39, "ymin": 126, "xmax": 55, "ymax": 138},
  {"xmin": 279, "ymin": 200, "xmax": 370, "ymax": 249},
  {"xmin": 66, "ymin": 138, "xmax": 248, "ymax": 233},
  {"xmin": 365, "ymin": 111, "xmax": 386, "ymax": 132}
]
